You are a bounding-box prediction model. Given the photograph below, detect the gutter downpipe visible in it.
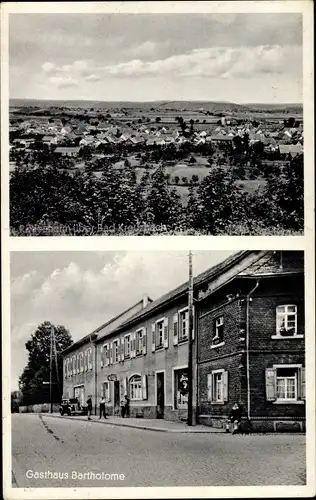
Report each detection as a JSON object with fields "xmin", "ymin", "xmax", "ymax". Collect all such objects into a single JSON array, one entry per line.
[
  {"xmin": 94, "ymin": 341, "xmax": 98, "ymax": 416},
  {"xmin": 246, "ymin": 279, "xmax": 260, "ymax": 423}
]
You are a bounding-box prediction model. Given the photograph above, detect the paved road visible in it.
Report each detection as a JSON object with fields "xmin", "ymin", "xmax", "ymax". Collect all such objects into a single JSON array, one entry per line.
[{"xmin": 11, "ymin": 414, "xmax": 306, "ymax": 488}]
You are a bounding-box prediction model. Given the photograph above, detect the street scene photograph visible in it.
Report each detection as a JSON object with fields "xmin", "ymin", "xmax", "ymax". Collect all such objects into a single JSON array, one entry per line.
[
  {"xmin": 8, "ymin": 10, "xmax": 304, "ymax": 236},
  {"xmin": 10, "ymin": 249, "xmax": 306, "ymax": 488}
]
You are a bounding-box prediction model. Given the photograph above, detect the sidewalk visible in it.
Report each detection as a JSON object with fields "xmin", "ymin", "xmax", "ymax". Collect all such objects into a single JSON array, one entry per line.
[{"xmin": 45, "ymin": 413, "xmax": 226, "ymax": 433}]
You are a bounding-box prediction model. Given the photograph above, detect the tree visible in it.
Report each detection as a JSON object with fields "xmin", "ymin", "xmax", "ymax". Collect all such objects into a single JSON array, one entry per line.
[
  {"xmin": 263, "ymin": 154, "xmax": 303, "ymax": 230},
  {"xmin": 195, "ymin": 168, "xmax": 242, "ymax": 233},
  {"xmin": 188, "ymin": 156, "xmax": 197, "ymax": 164},
  {"xmin": 155, "ymin": 117, "xmax": 161, "ymax": 123},
  {"xmin": 146, "ymin": 167, "xmax": 183, "ymax": 228},
  {"xmin": 19, "ymin": 322, "xmax": 73, "ymax": 405}
]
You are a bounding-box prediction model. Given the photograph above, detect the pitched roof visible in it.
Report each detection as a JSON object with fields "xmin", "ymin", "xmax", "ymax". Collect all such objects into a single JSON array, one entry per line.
[
  {"xmin": 62, "ymin": 296, "xmax": 152, "ymax": 354},
  {"xmin": 54, "ymin": 147, "xmax": 80, "ymax": 153},
  {"xmin": 115, "ymin": 251, "xmax": 251, "ymax": 331}
]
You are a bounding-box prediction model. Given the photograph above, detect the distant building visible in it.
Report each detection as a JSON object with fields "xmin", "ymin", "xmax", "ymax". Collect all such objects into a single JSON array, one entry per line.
[{"xmin": 54, "ymin": 147, "xmax": 80, "ymax": 157}]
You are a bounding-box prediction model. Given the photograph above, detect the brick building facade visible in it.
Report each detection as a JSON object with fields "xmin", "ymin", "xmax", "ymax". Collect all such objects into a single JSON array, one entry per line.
[{"xmin": 197, "ymin": 251, "xmax": 305, "ymax": 432}]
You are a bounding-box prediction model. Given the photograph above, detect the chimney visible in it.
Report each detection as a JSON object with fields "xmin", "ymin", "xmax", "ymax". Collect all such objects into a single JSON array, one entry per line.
[{"xmin": 142, "ymin": 295, "xmax": 149, "ymax": 308}]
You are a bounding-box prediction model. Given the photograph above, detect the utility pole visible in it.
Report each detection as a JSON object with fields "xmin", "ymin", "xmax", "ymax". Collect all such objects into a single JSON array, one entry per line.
[
  {"xmin": 187, "ymin": 250, "xmax": 194, "ymax": 426},
  {"xmin": 49, "ymin": 326, "xmax": 53, "ymax": 413}
]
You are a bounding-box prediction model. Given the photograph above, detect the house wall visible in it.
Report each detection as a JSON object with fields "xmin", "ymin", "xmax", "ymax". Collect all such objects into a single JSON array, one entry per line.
[
  {"xmin": 63, "ymin": 341, "xmax": 96, "ymax": 411},
  {"xmin": 95, "ymin": 296, "xmax": 192, "ymax": 422}
]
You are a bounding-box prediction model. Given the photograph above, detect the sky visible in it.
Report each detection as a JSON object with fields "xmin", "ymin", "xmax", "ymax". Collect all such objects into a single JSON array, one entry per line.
[
  {"xmin": 10, "ymin": 250, "xmax": 234, "ymax": 390},
  {"xmin": 9, "ymin": 13, "xmax": 302, "ymax": 103}
]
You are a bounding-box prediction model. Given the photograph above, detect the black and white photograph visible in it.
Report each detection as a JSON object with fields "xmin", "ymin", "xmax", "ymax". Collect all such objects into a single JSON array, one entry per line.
[
  {"xmin": 7, "ymin": 8, "xmax": 305, "ymax": 236},
  {"xmin": 10, "ymin": 250, "xmax": 306, "ymax": 488}
]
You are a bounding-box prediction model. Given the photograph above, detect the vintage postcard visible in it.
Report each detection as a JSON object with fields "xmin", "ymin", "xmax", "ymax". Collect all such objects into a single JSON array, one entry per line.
[{"xmin": 1, "ymin": 1, "xmax": 315, "ymax": 500}]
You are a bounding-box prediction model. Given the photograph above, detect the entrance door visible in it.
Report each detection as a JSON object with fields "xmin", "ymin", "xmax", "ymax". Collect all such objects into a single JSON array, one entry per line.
[
  {"xmin": 156, "ymin": 372, "xmax": 165, "ymax": 419},
  {"xmin": 114, "ymin": 380, "xmax": 120, "ymax": 416}
]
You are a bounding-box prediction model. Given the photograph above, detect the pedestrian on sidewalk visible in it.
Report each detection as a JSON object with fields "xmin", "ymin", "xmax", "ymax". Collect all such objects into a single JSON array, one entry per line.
[
  {"xmin": 99, "ymin": 396, "xmax": 107, "ymax": 419},
  {"xmin": 226, "ymin": 402, "xmax": 242, "ymax": 434},
  {"xmin": 86, "ymin": 396, "xmax": 93, "ymax": 420},
  {"xmin": 121, "ymin": 395, "xmax": 130, "ymax": 418}
]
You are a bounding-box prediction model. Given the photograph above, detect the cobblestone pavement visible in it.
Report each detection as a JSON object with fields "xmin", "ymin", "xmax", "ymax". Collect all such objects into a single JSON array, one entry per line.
[{"xmin": 11, "ymin": 414, "xmax": 306, "ymax": 488}]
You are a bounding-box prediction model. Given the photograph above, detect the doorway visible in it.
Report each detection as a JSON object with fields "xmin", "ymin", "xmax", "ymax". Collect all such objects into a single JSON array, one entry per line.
[
  {"xmin": 156, "ymin": 372, "xmax": 165, "ymax": 419},
  {"xmin": 114, "ymin": 380, "xmax": 120, "ymax": 416}
]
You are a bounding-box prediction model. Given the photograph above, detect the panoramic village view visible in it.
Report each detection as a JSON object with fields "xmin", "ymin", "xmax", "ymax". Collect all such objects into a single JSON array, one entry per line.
[
  {"xmin": 9, "ymin": 13, "xmax": 303, "ymax": 236},
  {"xmin": 10, "ymin": 100, "xmax": 303, "ymax": 235}
]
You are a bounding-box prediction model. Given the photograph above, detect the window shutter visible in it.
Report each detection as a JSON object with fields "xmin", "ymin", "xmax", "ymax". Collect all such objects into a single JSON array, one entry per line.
[
  {"xmin": 133, "ymin": 332, "xmax": 137, "ymax": 357},
  {"xmin": 101, "ymin": 384, "xmax": 104, "ymax": 398},
  {"xmin": 100, "ymin": 345, "xmax": 104, "ymax": 368},
  {"xmin": 89, "ymin": 348, "xmax": 93, "ymax": 370},
  {"xmin": 64, "ymin": 361, "xmax": 67, "ymax": 379},
  {"xmin": 104, "ymin": 344, "xmax": 109, "ymax": 366},
  {"xmin": 164, "ymin": 317, "xmax": 169, "ymax": 348},
  {"xmin": 116, "ymin": 340, "xmax": 121, "ymax": 363},
  {"xmin": 207, "ymin": 374, "xmax": 212, "ymax": 401},
  {"xmin": 265, "ymin": 367, "xmax": 276, "ymax": 401},
  {"xmin": 69, "ymin": 358, "xmax": 72, "ymax": 376},
  {"xmin": 142, "ymin": 374, "xmax": 148, "ymax": 400},
  {"xmin": 123, "ymin": 377, "xmax": 127, "ymax": 397},
  {"xmin": 301, "ymin": 367, "xmax": 305, "ymax": 400},
  {"xmin": 223, "ymin": 371, "xmax": 228, "ymax": 402},
  {"xmin": 151, "ymin": 323, "xmax": 156, "ymax": 352},
  {"xmin": 173, "ymin": 313, "xmax": 179, "ymax": 345},
  {"xmin": 110, "ymin": 342, "xmax": 113, "ymax": 365},
  {"xmin": 121, "ymin": 337, "xmax": 125, "ymax": 362},
  {"xmin": 142, "ymin": 327, "xmax": 147, "ymax": 355},
  {"xmin": 76, "ymin": 355, "xmax": 79, "ymax": 374}
]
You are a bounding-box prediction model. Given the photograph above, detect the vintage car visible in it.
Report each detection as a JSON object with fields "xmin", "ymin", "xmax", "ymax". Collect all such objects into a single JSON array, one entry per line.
[{"xmin": 59, "ymin": 398, "xmax": 88, "ymax": 416}]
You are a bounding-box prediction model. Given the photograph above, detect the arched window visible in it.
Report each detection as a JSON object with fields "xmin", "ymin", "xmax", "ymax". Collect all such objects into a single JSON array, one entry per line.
[{"xmin": 129, "ymin": 375, "xmax": 142, "ymax": 400}]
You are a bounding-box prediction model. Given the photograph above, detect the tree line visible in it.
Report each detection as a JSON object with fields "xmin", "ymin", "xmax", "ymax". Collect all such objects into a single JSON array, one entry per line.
[{"xmin": 10, "ymin": 154, "xmax": 303, "ymax": 235}]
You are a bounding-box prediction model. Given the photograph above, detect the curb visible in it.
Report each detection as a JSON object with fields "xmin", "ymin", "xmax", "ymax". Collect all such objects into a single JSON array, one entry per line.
[{"xmin": 43, "ymin": 413, "xmax": 225, "ymax": 433}]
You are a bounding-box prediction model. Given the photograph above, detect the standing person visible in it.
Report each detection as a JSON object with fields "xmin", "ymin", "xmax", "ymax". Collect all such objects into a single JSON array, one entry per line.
[
  {"xmin": 226, "ymin": 402, "xmax": 242, "ymax": 434},
  {"xmin": 86, "ymin": 396, "xmax": 93, "ymax": 420},
  {"xmin": 99, "ymin": 396, "xmax": 107, "ymax": 419},
  {"xmin": 124, "ymin": 394, "xmax": 130, "ymax": 418}
]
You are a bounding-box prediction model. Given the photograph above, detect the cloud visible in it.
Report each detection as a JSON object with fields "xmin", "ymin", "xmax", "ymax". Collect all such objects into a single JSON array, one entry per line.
[
  {"xmin": 101, "ymin": 44, "xmax": 301, "ymax": 79},
  {"xmin": 126, "ymin": 40, "xmax": 170, "ymax": 59},
  {"xmin": 42, "ymin": 62, "xmax": 57, "ymax": 74},
  {"xmin": 10, "ymin": 251, "xmax": 233, "ymax": 389},
  {"xmin": 84, "ymin": 73, "xmax": 102, "ymax": 82},
  {"xmin": 49, "ymin": 75, "xmax": 79, "ymax": 88}
]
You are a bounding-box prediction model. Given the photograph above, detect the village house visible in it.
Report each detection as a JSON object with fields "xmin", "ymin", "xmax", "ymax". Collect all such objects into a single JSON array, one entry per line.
[
  {"xmin": 197, "ymin": 250, "xmax": 305, "ymax": 432},
  {"xmin": 54, "ymin": 146, "xmax": 80, "ymax": 157}
]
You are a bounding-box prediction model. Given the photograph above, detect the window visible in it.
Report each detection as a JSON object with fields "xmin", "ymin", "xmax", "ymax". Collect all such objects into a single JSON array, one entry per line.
[
  {"xmin": 129, "ymin": 375, "xmax": 142, "ymax": 400},
  {"xmin": 102, "ymin": 382, "xmax": 110, "ymax": 401},
  {"xmin": 266, "ymin": 365, "xmax": 305, "ymax": 403},
  {"xmin": 207, "ymin": 370, "xmax": 228, "ymax": 404},
  {"xmin": 124, "ymin": 335, "xmax": 131, "ymax": 358},
  {"xmin": 174, "ymin": 368, "xmax": 189, "ymax": 409},
  {"xmin": 79, "ymin": 352, "xmax": 84, "ymax": 373},
  {"xmin": 276, "ymin": 305, "xmax": 298, "ymax": 337},
  {"xmin": 179, "ymin": 309, "xmax": 189, "ymax": 342},
  {"xmin": 136, "ymin": 329, "xmax": 143, "ymax": 356},
  {"xmin": 87, "ymin": 348, "xmax": 93, "ymax": 370},
  {"xmin": 103, "ymin": 344, "xmax": 109, "ymax": 366},
  {"xmin": 113, "ymin": 340, "xmax": 119, "ymax": 363},
  {"xmin": 72, "ymin": 356, "xmax": 76, "ymax": 375},
  {"xmin": 213, "ymin": 316, "xmax": 224, "ymax": 345},
  {"xmin": 156, "ymin": 320, "xmax": 164, "ymax": 348},
  {"xmin": 276, "ymin": 368, "xmax": 297, "ymax": 400}
]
